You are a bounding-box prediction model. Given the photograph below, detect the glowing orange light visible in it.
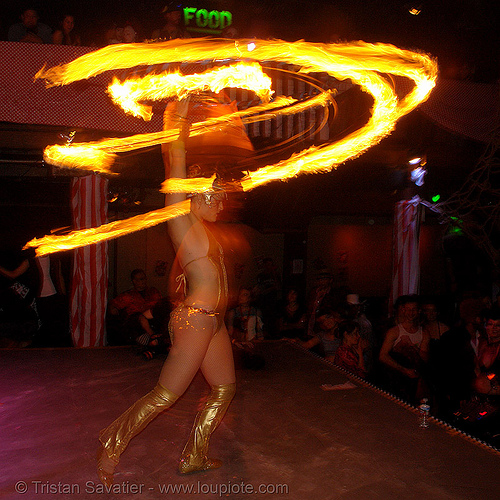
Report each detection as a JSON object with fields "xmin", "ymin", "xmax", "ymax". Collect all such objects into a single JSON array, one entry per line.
[
  {"xmin": 42, "ymin": 95, "xmax": 307, "ymax": 175},
  {"xmin": 26, "ymin": 39, "xmax": 438, "ymax": 255},
  {"xmin": 27, "ymin": 200, "xmax": 191, "ymax": 257},
  {"xmin": 108, "ymin": 62, "xmax": 273, "ymax": 121}
]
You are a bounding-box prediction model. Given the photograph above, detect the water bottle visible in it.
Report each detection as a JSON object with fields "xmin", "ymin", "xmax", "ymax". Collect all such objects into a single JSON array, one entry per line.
[{"xmin": 419, "ymin": 398, "xmax": 430, "ymax": 428}]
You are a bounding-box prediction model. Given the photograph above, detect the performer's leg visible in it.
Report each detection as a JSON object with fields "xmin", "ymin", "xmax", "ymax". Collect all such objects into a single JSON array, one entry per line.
[
  {"xmin": 157, "ymin": 309, "xmax": 217, "ymax": 394},
  {"xmin": 98, "ymin": 308, "xmax": 216, "ymax": 485},
  {"xmin": 97, "ymin": 383, "xmax": 178, "ymax": 486},
  {"xmin": 179, "ymin": 326, "xmax": 236, "ymax": 474}
]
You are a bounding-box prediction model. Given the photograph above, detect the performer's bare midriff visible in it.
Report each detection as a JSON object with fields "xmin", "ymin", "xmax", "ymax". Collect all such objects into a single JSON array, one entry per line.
[{"xmin": 97, "ymin": 100, "xmax": 236, "ymax": 484}]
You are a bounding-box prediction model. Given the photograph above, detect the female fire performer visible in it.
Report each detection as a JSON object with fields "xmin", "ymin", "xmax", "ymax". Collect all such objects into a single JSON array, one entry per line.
[{"xmin": 97, "ymin": 100, "xmax": 236, "ymax": 484}]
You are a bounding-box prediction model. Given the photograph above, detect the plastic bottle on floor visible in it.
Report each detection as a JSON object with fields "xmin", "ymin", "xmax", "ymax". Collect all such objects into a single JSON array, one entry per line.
[{"xmin": 419, "ymin": 398, "xmax": 430, "ymax": 428}]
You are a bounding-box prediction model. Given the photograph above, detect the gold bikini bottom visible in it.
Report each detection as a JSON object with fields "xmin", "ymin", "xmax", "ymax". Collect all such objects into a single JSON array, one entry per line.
[{"xmin": 168, "ymin": 304, "xmax": 220, "ymax": 343}]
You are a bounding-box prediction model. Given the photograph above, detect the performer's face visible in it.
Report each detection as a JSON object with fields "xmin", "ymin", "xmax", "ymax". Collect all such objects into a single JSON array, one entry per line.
[{"xmin": 195, "ymin": 193, "xmax": 224, "ymax": 222}]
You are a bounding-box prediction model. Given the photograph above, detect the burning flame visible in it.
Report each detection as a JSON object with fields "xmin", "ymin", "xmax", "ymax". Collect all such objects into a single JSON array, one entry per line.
[
  {"xmin": 42, "ymin": 95, "xmax": 310, "ymax": 174},
  {"xmin": 108, "ymin": 61, "xmax": 273, "ymax": 121},
  {"xmin": 26, "ymin": 38, "xmax": 438, "ymax": 255}
]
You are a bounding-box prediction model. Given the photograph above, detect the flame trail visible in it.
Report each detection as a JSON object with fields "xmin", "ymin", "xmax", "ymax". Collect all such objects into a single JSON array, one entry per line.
[
  {"xmin": 42, "ymin": 94, "xmax": 324, "ymax": 174},
  {"xmin": 26, "ymin": 39, "xmax": 438, "ymax": 255},
  {"xmin": 108, "ymin": 61, "xmax": 273, "ymax": 121}
]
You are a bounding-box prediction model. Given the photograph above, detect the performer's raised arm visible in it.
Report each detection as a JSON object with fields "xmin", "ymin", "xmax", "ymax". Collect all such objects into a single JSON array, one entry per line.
[
  {"xmin": 162, "ymin": 99, "xmax": 194, "ymax": 249},
  {"xmin": 162, "ymin": 98, "xmax": 190, "ymax": 206}
]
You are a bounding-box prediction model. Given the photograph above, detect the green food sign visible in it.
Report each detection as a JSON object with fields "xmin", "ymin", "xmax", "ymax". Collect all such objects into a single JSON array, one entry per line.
[{"xmin": 184, "ymin": 7, "xmax": 233, "ymax": 35}]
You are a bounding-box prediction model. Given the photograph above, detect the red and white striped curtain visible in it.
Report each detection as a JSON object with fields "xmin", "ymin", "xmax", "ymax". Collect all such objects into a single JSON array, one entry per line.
[
  {"xmin": 70, "ymin": 175, "xmax": 108, "ymax": 347},
  {"xmin": 391, "ymin": 195, "xmax": 421, "ymax": 309}
]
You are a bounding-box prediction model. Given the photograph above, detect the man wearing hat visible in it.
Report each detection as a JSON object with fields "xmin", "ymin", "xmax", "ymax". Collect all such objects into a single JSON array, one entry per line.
[{"xmin": 151, "ymin": 2, "xmax": 191, "ymax": 40}]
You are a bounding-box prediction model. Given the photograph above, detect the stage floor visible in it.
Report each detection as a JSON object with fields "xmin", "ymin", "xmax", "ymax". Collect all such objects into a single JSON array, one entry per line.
[{"xmin": 1, "ymin": 342, "xmax": 499, "ymax": 500}]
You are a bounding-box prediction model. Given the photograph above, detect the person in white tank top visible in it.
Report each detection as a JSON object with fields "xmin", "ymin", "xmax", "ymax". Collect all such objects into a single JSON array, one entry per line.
[{"xmin": 379, "ymin": 295, "xmax": 429, "ymax": 386}]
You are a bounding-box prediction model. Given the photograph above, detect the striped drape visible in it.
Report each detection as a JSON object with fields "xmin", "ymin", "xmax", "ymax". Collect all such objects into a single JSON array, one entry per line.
[
  {"xmin": 391, "ymin": 195, "xmax": 421, "ymax": 308},
  {"xmin": 70, "ymin": 175, "xmax": 108, "ymax": 347}
]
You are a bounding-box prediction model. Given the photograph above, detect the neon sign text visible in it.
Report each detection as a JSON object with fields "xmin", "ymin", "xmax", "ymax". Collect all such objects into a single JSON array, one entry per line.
[{"xmin": 184, "ymin": 7, "xmax": 232, "ymax": 34}]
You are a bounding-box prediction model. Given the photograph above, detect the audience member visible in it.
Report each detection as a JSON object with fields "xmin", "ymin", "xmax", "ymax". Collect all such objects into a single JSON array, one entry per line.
[
  {"xmin": 107, "ymin": 268, "xmax": 162, "ymax": 348},
  {"xmin": 227, "ymin": 286, "xmax": 265, "ymax": 370},
  {"xmin": 122, "ymin": 24, "xmax": 138, "ymax": 43},
  {"xmin": 306, "ymin": 268, "xmax": 335, "ymax": 337},
  {"xmin": 8, "ymin": 8, "xmax": 52, "ymax": 44},
  {"xmin": 0, "ymin": 247, "xmax": 40, "ymax": 347},
  {"xmin": 345, "ymin": 293, "xmax": 374, "ymax": 372},
  {"xmin": 298, "ymin": 310, "xmax": 342, "ymax": 361},
  {"xmin": 32, "ymin": 254, "xmax": 70, "ymax": 347},
  {"xmin": 150, "ymin": 2, "xmax": 191, "ymax": 41},
  {"xmin": 105, "ymin": 23, "xmax": 124, "ymax": 44},
  {"xmin": 52, "ymin": 14, "xmax": 81, "ymax": 46},
  {"xmin": 421, "ymin": 298, "xmax": 450, "ymax": 341},
  {"xmin": 378, "ymin": 295, "xmax": 429, "ymax": 403},
  {"xmin": 277, "ymin": 288, "xmax": 307, "ymax": 340},
  {"xmin": 334, "ymin": 320, "xmax": 367, "ymax": 378},
  {"xmin": 474, "ymin": 309, "xmax": 500, "ymax": 396},
  {"xmin": 227, "ymin": 287, "xmax": 263, "ymax": 343}
]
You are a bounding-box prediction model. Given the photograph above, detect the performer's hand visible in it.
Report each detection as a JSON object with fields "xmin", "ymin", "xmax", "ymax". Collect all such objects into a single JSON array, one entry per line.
[{"xmin": 163, "ymin": 98, "xmax": 191, "ymax": 139}]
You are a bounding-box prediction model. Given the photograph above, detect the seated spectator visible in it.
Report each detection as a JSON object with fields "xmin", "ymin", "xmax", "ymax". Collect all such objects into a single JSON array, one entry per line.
[
  {"xmin": 227, "ymin": 287, "xmax": 263, "ymax": 343},
  {"xmin": 8, "ymin": 8, "xmax": 52, "ymax": 44},
  {"xmin": 107, "ymin": 269, "xmax": 162, "ymax": 349},
  {"xmin": 474, "ymin": 309, "xmax": 500, "ymax": 395},
  {"xmin": 105, "ymin": 23, "xmax": 124, "ymax": 44},
  {"xmin": 277, "ymin": 287, "xmax": 307, "ymax": 340},
  {"xmin": 306, "ymin": 268, "xmax": 346, "ymax": 337},
  {"xmin": 378, "ymin": 295, "xmax": 430, "ymax": 403},
  {"xmin": 334, "ymin": 320, "xmax": 367, "ymax": 378},
  {"xmin": 298, "ymin": 310, "xmax": 342, "ymax": 361},
  {"xmin": 122, "ymin": 24, "xmax": 138, "ymax": 43},
  {"xmin": 52, "ymin": 14, "xmax": 81, "ymax": 46},
  {"xmin": 151, "ymin": 2, "xmax": 191, "ymax": 41},
  {"xmin": 345, "ymin": 293, "xmax": 374, "ymax": 372},
  {"xmin": 227, "ymin": 287, "xmax": 265, "ymax": 370}
]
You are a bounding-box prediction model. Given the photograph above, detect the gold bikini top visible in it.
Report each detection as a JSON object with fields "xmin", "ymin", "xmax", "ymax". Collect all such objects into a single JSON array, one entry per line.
[{"xmin": 176, "ymin": 223, "xmax": 228, "ymax": 321}]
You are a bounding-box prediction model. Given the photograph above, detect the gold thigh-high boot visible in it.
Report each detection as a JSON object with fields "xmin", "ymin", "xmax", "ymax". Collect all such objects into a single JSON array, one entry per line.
[
  {"xmin": 179, "ymin": 383, "xmax": 236, "ymax": 474},
  {"xmin": 97, "ymin": 383, "xmax": 179, "ymax": 485}
]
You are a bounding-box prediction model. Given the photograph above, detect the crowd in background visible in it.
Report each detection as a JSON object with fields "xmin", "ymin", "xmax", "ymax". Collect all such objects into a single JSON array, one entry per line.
[
  {"xmin": 100, "ymin": 255, "xmax": 500, "ymax": 444},
  {"xmin": 3, "ymin": 3, "xmax": 243, "ymax": 48},
  {"xmin": 2, "ymin": 238, "xmax": 500, "ymax": 446}
]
